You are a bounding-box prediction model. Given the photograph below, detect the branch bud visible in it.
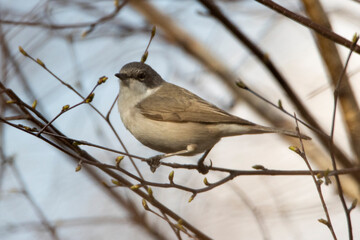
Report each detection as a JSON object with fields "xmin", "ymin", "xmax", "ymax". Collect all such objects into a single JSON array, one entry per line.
[
  {"xmin": 115, "ymin": 156, "xmax": 124, "ymax": 164},
  {"xmin": 142, "ymin": 199, "xmax": 150, "ymax": 211},
  {"xmin": 176, "ymin": 219, "xmax": 186, "ymax": 232},
  {"xmin": 168, "ymin": 171, "xmax": 174, "ymax": 183},
  {"xmin": 130, "ymin": 184, "xmax": 141, "ymax": 190},
  {"xmin": 318, "ymin": 218, "xmax": 329, "ymax": 226},
  {"xmin": 203, "ymin": 177, "xmax": 210, "ymax": 186},
  {"xmin": 36, "ymin": 58, "xmax": 45, "ymax": 68},
  {"xmin": 188, "ymin": 194, "xmax": 196, "ymax": 203},
  {"xmin": 98, "ymin": 76, "xmax": 108, "ymax": 85},
  {"xmin": 85, "ymin": 93, "xmax": 95, "ymax": 103},
  {"xmin": 75, "ymin": 164, "xmax": 82, "ymax": 172},
  {"xmin": 352, "ymin": 33, "xmax": 359, "ymax": 44},
  {"xmin": 147, "ymin": 187, "xmax": 153, "ymax": 198},
  {"xmin": 62, "ymin": 104, "xmax": 70, "ymax": 112},
  {"xmin": 252, "ymin": 164, "xmax": 266, "ymax": 170},
  {"xmin": 31, "ymin": 100, "xmax": 37, "ymax": 109},
  {"xmin": 289, "ymin": 145, "xmax": 301, "ymax": 154},
  {"xmin": 235, "ymin": 80, "xmax": 247, "ymax": 89},
  {"xmin": 141, "ymin": 51, "xmax": 148, "ymax": 63},
  {"xmin": 111, "ymin": 179, "xmax": 121, "ymax": 186},
  {"xmin": 18, "ymin": 46, "xmax": 28, "ymax": 57}
]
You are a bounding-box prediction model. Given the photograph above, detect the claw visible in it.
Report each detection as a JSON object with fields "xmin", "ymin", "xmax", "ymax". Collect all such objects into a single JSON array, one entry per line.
[
  {"xmin": 197, "ymin": 161, "xmax": 210, "ymax": 175},
  {"xmin": 147, "ymin": 155, "xmax": 161, "ymax": 173}
]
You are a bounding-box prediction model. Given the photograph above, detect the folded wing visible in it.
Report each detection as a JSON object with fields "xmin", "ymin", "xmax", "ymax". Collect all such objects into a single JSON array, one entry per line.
[{"xmin": 136, "ymin": 83, "xmax": 254, "ymax": 125}]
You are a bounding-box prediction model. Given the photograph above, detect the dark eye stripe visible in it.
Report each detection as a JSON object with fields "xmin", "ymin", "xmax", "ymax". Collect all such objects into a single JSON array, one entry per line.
[{"xmin": 138, "ymin": 72, "xmax": 146, "ymax": 80}]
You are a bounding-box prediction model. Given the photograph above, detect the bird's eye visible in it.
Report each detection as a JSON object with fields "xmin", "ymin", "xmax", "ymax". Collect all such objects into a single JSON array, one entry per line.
[{"xmin": 138, "ymin": 72, "xmax": 146, "ymax": 80}]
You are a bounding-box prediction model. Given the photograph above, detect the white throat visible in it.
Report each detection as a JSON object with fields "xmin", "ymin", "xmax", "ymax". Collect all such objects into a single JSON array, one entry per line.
[{"xmin": 117, "ymin": 80, "xmax": 162, "ymax": 125}]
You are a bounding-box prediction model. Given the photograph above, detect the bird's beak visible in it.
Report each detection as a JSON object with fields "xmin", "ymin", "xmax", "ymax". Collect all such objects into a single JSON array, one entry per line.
[{"xmin": 115, "ymin": 73, "xmax": 127, "ymax": 81}]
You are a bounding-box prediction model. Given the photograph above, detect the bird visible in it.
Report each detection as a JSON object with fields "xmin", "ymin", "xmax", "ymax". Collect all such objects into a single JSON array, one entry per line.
[{"xmin": 115, "ymin": 62, "xmax": 310, "ymax": 173}]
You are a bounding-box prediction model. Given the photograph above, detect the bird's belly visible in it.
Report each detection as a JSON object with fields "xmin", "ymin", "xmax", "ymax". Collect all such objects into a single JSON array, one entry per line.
[{"xmin": 121, "ymin": 110, "xmax": 220, "ymax": 154}]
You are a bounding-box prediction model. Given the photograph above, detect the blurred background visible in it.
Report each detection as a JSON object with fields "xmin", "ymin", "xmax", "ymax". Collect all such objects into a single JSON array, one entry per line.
[{"xmin": 0, "ymin": 0, "xmax": 360, "ymax": 239}]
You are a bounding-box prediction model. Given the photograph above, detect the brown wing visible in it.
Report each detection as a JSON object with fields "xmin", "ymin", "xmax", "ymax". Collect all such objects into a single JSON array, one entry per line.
[{"xmin": 136, "ymin": 83, "xmax": 254, "ymax": 125}]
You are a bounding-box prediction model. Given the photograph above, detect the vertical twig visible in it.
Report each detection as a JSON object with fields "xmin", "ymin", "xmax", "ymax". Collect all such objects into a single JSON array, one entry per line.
[
  {"xmin": 328, "ymin": 34, "xmax": 359, "ymax": 240},
  {"xmin": 292, "ymin": 114, "xmax": 337, "ymax": 239},
  {"xmin": 301, "ymin": 0, "xmax": 360, "ymax": 162}
]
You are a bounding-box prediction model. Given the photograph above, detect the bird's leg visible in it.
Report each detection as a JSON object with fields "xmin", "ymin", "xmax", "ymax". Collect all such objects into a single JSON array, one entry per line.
[
  {"xmin": 197, "ymin": 147, "xmax": 213, "ymax": 174},
  {"xmin": 147, "ymin": 144, "xmax": 197, "ymax": 173}
]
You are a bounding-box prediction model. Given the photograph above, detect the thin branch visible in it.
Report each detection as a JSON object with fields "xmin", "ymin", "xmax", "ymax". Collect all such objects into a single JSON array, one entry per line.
[
  {"xmin": 18, "ymin": 48, "xmax": 144, "ymax": 181},
  {"xmin": 328, "ymin": 35, "xmax": 359, "ymax": 240},
  {"xmin": 253, "ymin": 0, "xmax": 360, "ymax": 54},
  {"xmin": 0, "ymin": 116, "xmax": 211, "ymax": 240},
  {"xmin": 198, "ymin": 0, "xmax": 359, "ymax": 185},
  {"xmin": 301, "ymin": 0, "xmax": 360, "ymax": 162},
  {"xmin": 0, "ymin": 0, "xmax": 128, "ymax": 33},
  {"xmin": 37, "ymin": 80, "xmax": 102, "ymax": 136},
  {"xmin": 293, "ymin": 114, "xmax": 337, "ymax": 239},
  {"xmin": 106, "ymin": 93, "xmax": 119, "ymax": 121}
]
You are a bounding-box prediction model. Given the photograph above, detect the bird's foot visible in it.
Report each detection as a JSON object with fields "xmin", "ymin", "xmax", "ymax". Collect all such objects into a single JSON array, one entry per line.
[
  {"xmin": 147, "ymin": 155, "xmax": 162, "ymax": 173},
  {"xmin": 197, "ymin": 159, "xmax": 212, "ymax": 175}
]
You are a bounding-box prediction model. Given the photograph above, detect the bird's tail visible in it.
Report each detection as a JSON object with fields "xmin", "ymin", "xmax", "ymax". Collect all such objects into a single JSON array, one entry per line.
[
  {"xmin": 247, "ymin": 124, "xmax": 311, "ymax": 140},
  {"xmin": 222, "ymin": 123, "xmax": 311, "ymax": 140}
]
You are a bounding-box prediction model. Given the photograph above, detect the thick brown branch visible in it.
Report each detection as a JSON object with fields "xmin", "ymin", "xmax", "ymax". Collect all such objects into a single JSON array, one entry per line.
[
  {"xmin": 253, "ymin": 0, "xmax": 360, "ymax": 54},
  {"xmin": 301, "ymin": 0, "xmax": 360, "ymax": 162}
]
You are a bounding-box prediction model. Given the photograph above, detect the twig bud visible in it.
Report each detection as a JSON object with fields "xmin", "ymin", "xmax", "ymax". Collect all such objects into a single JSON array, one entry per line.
[
  {"xmin": 203, "ymin": 177, "xmax": 210, "ymax": 186},
  {"xmin": 111, "ymin": 179, "xmax": 121, "ymax": 186},
  {"xmin": 142, "ymin": 199, "xmax": 150, "ymax": 211},
  {"xmin": 115, "ymin": 156, "xmax": 124, "ymax": 164},
  {"xmin": 75, "ymin": 164, "xmax": 82, "ymax": 172},
  {"xmin": 31, "ymin": 100, "xmax": 37, "ymax": 109},
  {"xmin": 151, "ymin": 25, "xmax": 156, "ymax": 38},
  {"xmin": 85, "ymin": 93, "xmax": 95, "ymax": 103},
  {"xmin": 317, "ymin": 179, "xmax": 324, "ymax": 186},
  {"xmin": 72, "ymin": 141, "xmax": 81, "ymax": 146},
  {"xmin": 147, "ymin": 187, "xmax": 153, "ymax": 198},
  {"xmin": 98, "ymin": 76, "xmax": 108, "ymax": 85},
  {"xmin": 62, "ymin": 105, "xmax": 70, "ymax": 112},
  {"xmin": 141, "ymin": 51, "xmax": 148, "ymax": 63},
  {"xmin": 130, "ymin": 184, "xmax": 141, "ymax": 190},
  {"xmin": 352, "ymin": 33, "xmax": 359, "ymax": 44},
  {"xmin": 168, "ymin": 171, "xmax": 174, "ymax": 183},
  {"xmin": 36, "ymin": 58, "xmax": 45, "ymax": 68},
  {"xmin": 318, "ymin": 218, "xmax": 329, "ymax": 226},
  {"xmin": 235, "ymin": 80, "xmax": 247, "ymax": 89},
  {"xmin": 188, "ymin": 194, "xmax": 196, "ymax": 203},
  {"xmin": 176, "ymin": 219, "xmax": 185, "ymax": 231},
  {"xmin": 252, "ymin": 164, "xmax": 267, "ymax": 170},
  {"xmin": 289, "ymin": 145, "xmax": 301, "ymax": 154},
  {"xmin": 18, "ymin": 46, "xmax": 28, "ymax": 57}
]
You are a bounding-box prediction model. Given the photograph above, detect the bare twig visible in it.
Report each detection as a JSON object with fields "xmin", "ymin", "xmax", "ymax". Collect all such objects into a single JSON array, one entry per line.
[
  {"xmin": 0, "ymin": 0, "xmax": 128, "ymax": 34},
  {"xmin": 292, "ymin": 114, "xmax": 337, "ymax": 239},
  {"xmin": 252, "ymin": 0, "xmax": 360, "ymax": 54},
  {"xmin": 301, "ymin": 0, "xmax": 360, "ymax": 162},
  {"xmin": 328, "ymin": 35, "xmax": 359, "ymax": 240},
  {"xmin": 198, "ymin": 0, "xmax": 360, "ymax": 186},
  {"xmin": 18, "ymin": 47, "xmax": 144, "ymax": 180},
  {"xmin": 0, "ymin": 95, "xmax": 212, "ymax": 240},
  {"xmin": 37, "ymin": 78, "xmax": 103, "ymax": 136}
]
